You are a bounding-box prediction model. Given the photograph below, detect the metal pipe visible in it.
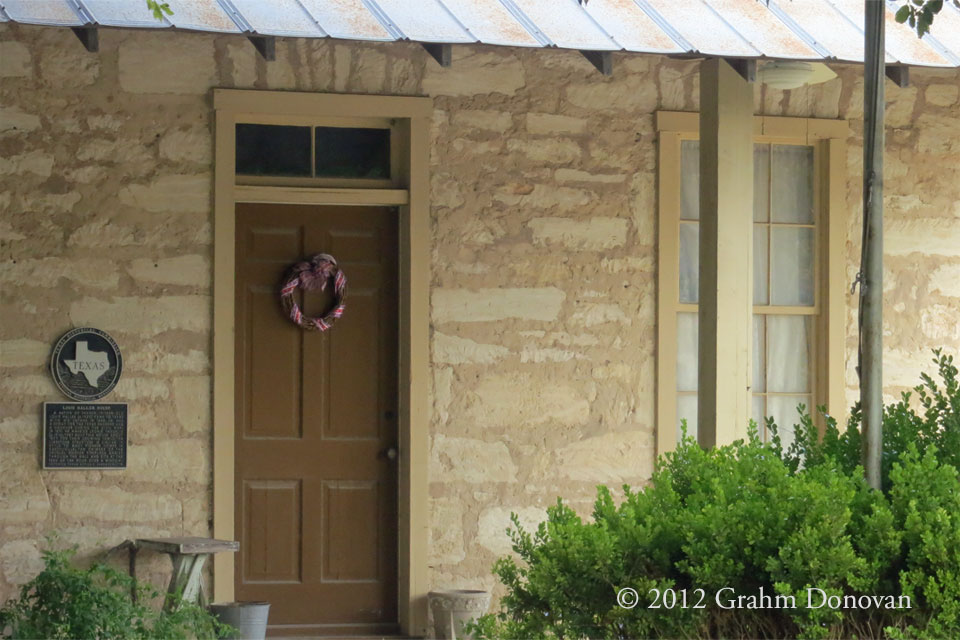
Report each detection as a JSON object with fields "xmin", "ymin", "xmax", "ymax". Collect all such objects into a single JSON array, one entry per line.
[{"xmin": 860, "ymin": 0, "xmax": 885, "ymax": 491}]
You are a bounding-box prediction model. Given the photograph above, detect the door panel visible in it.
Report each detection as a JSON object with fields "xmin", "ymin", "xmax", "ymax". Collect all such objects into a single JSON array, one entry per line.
[{"xmin": 235, "ymin": 204, "xmax": 399, "ymax": 635}]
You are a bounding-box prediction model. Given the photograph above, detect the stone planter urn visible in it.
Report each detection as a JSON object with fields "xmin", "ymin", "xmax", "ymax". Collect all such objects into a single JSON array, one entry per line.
[{"xmin": 428, "ymin": 589, "xmax": 491, "ymax": 640}]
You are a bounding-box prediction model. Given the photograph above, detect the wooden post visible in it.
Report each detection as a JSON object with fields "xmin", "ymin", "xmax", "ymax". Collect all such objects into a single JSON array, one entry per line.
[
  {"xmin": 697, "ymin": 59, "xmax": 754, "ymax": 447},
  {"xmin": 861, "ymin": 1, "xmax": 885, "ymax": 490}
]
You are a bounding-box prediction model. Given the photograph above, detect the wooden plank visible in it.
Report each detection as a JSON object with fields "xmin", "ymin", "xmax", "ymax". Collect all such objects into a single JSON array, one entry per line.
[
  {"xmin": 234, "ymin": 185, "xmax": 409, "ymax": 206},
  {"xmin": 137, "ymin": 537, "xmax": 239, "ymax": 555}
]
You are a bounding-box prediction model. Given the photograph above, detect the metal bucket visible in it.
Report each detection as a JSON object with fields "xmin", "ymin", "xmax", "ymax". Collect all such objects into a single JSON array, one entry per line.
[
  {"xmin": 428, "ymin": 589, "xmax": 491, "ymax": 640},
  {"xmin": 208, "ymin": 601, "xmax": 270, "ymax": 640}
]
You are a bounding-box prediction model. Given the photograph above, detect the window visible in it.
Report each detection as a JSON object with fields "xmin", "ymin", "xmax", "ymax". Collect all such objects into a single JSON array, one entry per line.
[{"xmin": 656, "ymin": 113, "xmax": 847, "ymax": 454}]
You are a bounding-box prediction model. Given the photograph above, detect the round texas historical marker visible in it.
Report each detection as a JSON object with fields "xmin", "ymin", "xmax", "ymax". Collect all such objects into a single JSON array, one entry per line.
[{"xmin": 50, "ymin": 328, "xmax": 123, "ymax": 401}]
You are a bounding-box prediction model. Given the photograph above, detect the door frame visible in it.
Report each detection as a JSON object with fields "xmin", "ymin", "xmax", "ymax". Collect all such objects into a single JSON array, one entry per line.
[{"xmin": 212, "ymin": 89, "xmax": 432, "ymax": 636}]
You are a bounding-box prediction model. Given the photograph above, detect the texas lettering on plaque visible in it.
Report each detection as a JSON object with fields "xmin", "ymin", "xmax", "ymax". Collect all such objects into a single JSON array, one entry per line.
[{"xmin": 63, "ymin": 341, "xmax": 110, "ymax": 387}]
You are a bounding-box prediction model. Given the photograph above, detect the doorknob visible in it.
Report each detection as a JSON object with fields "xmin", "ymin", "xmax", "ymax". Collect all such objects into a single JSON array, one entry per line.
[{"xmin": 385, "ymin": 446, "xmax": 398, "ymax": 461}]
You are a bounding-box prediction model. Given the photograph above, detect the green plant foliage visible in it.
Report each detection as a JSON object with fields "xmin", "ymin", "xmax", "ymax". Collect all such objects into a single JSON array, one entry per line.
[
  {"xmin": 472, "ymin": 352, "xmax": 960, "ymax": 639},
  {"xmin": 894, "ymin": 0, "xmax": 957, "ymax": 37},
  {"xmin": 145, "ymin": 0, "xmax": 172, "ymax": 21},
  {"xmin": 0, "ymin": 543, "xmax": 234, "ymax": 640}
]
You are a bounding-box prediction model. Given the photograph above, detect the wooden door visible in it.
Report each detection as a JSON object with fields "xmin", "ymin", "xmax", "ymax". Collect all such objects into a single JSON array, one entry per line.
[{"xmin": 234, "ymin": 204, "xmax": 399, "ymax": 636}]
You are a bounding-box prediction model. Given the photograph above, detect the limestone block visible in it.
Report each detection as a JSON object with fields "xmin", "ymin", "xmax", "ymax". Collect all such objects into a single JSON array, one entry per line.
[
  {"xmin": 465, "ymin": 373, "xmax": 590, "ymax": 428},
  {"xmin": 555, "ymin": 168, "xmax": 626, "ymax": 184},
  {"xmin": 127, "ymin": 345, "xmax": 208, "ymax": 375},
  {"xmin": 39, "ymin": 48, "xmax": 99, "ymax": 86},
  {"xmin": 0, "ymin": 375, "xmax": 59, "ymax": 397},
  {"xmin": 430, "ymin": 497, "xmax": 466, "ymax": 564},
  {"xmin": 431, "ymin": 173, "xmax": 465, "ymax": 210},
  {"xmin": 0, "ymin": 151, "xmax": 54, "ymax": 177},
  {"xmin": 0, "ymin": 108, "xmax": 40, "ymax": 133},
  {"xmin": 433, "ymin": 333, "xmax": 509, "ymax": 365},
  {"xmin": 555, "ymin": 430, "xmax": 653, "ymax": 483},
  {"xmin": 76, "ymin": 140, "xmax": 152, "ymax": 167},
  {"xmin": 529, "ymin": 217, "xmax": 628, "ymax": 250},
  {"xmin": 505, "ymin": 138, "xmax": 581, "ymax": 165},
  {"xmin": 173, "ymin": 376, "xmax": 210, "ymax": 433},
  {"xmin": 525, "ymin": 113, "xmax": 587, "ymax": 135},
  {"xmin": 920, "ymin": 304, "xmax": 960, "ymax": 341},
  {"xmin": 56, "ymin": 525, "xmax": 174, "ymax": 553},
  {"xmin": 431, "ymin": 436, "xmax": 518, "ymax": 483},
  {"xmin": 884, "ymin": 348, "xmax": 937, "ymax": 388},
  {"xmin": 422, "ymin": 51, "xmax": 525, "ymax": 97},
  {"xmin": 885, "ymin": 86, "xmax": 917, "ymax": 128},
  {"xmin": 127, "ymin": 255, "xmax": 210, "ymax": 287},
  {"xmin": 476, "ymin": 507, "xmax": 546, "ymax": 556},
  {"xmin": 451, "ymin": 110, "xmax": 512, "ymax": 133},
  {"xmin": 68, "ymin": 218, "xmax": 137, "ymax": 248},
  {"xmin": 600, "ymin": 256, "xmax": 655, "ymax": 274},
  {"xmin": 886, "ymin": 218, "xmax": 960, "ymax": 256},
  {"xmin": 566, "ymin": 74, "xmax": 658, "ymax": 113},
  {"xmin": 159, "ymin": 128, "xmax": 212, "ymax": 165},
  {"xmin": 118, "ymin": 175, "xmax": 210, "ymax": 214},
  {"xmin": 390, "ymin": 56, "xmax": 419, "ymax": 94},
  {"xmin": 69, "ymin": 295, "xmax": 211, "ymax": 336},
  {"xmin": 519, "ymin": 347, "xmax": 576, "ymax": 363},
  {"xmin": 916, "ymin": 114, "xmax": 960, "ymax": 154},
  {"xmin": 112, "ymin": 378, "xmax": 170, "ymax": 401},
  {"xmin": 334, "ymin": 45, "xmax": 351, "ymax": 92},
  {"xmin": 434, "ymin": 366, "xmax": 453, "ymax": 426},
  {"xmin": 227, "ymin": 41, "xmax": 257, "ymax": 87},
  {"xmin": 352, "ymin": 47, "xmax": 387, "ymax": 93},
  {"xmin": 118, "ymin": 34, "xmax": 215, "ymax": 94},
  {"xmin": 570, "ymin": 303, "xmax": 632, "ymax": 327},
  {"xmin": 493, "ymin": 185, "xmax": 593, "ymax": 210},
  {"xmin": 0, "ymin": 540, "xmax": 43, "ymax": 584},
  {"xmin": 59, "ymin": 486, "xmax": 181, "ymax": 522},
  {"xmin": 926, "ymin": 84, "xmax": 959, "ymax": 107},
  {"xmin": 0, "ymin": 220, "xmax": 25, "ymax": 241},
  {"xmin": 927, "ymin": 263, "xmax": 960, "ymax": 297},
  {"xmin": 0, "ymin": 416, "xmax": 35, "ymax": 444},
  {"xmin": 432, "ymin": 288, "xmax": 565, "ymax": 323},
  {"xmin": 0, "ymin": 451, "xmax": 50, "ymax": 524},
  {"xmin": 127, "ymin": 440, "xmax": 209, "ymax": 484},
  {"xmin": 0, "ymin": 258, "xmax": 119, "ymax": 290},
  {"xmin": 0, "ymin": 339, "xmax": 48, "ymax": 367},
  {"xmin": 0, "ymin": 41, "xmax": 31, "ymax": 77}
]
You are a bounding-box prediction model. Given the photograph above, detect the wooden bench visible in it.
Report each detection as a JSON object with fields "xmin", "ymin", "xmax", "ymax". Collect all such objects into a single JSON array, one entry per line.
[{"xmin": 120, "ymin": 537, "xmax": 238, "ymax": 610}]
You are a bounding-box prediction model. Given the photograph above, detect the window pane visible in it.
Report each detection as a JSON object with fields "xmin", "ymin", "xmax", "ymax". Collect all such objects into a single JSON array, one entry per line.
[
  {"xmin": 315, "ymin": 127, "xmax": 391, "ymax": 179},
  {"xmin": 679, "ymin": 222, "xmax": 699, "ymax": 304},
  {"xmin": 680, "ymin": 140, "xmax": 700, "ymax": 221},
  {"xmin": 236, "ymin": 124, "xmax": 312, "ymax": 177},
  {"xmin": 772, "ymin": 145, "xmax": 814, "ymax": 223},
  {"xmin": 752, "ymin": 394, "xmax": 765, "ymax": 431},
  {"xmin": 677, "ymin": 312, "xmax": 698, "ymax": 392},
  {"xmin": 767, "ymin": 315, "xmax": 811, "ymax": 393},
  {"xmin": 766, "ymin": 394, "xmax": 809, "ymax": 450},
  {"xmin": 753, "ymin": 315, "xmax": 766, "ymax": 392},
  {"xmin": 770, "ymin": 226, "xmax": 814, "ymax": 306},
  {"xmin": 754, "ymin": 144, "xmax": 770, "ymax": 222},
  {"xmin": 754, "ymin": 224, "xmax": 769, "ymax": 305},
  {"xmin": 678, "ymin": 394, "xmax": 698, "ymax": 442}
]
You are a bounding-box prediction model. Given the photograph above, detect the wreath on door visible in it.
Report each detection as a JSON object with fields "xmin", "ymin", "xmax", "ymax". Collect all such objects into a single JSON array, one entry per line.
[{"xmin": 279, "ymin": 253, "xmax": 347, "ymax": 331}]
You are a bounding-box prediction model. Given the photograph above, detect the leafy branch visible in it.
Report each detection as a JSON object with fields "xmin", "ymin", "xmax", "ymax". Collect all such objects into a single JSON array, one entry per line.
[
  {"xmin": 146, "ymin": 0, "xmax": 172, "ymax": 21},
  {"xmin": 894, "ymin": 0, "xmax": 957, "ymax": 37}
]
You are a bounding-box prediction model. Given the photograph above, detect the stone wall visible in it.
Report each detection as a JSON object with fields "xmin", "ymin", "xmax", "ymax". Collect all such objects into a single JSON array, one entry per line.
[{"xmin": 2, "ymin": 23, "xmax": 960, "ymax": 609}]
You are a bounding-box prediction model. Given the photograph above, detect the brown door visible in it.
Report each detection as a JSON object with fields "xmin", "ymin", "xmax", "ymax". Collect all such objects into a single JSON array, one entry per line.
[{"xmin": 234, "ymin": 203, "xmax": 399, "ymax": 636}]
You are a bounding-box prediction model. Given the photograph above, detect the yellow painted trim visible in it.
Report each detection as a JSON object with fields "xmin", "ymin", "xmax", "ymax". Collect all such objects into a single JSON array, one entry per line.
[
  {"xmin": 213, "ymin": 89, "xmax": 431, "ymax": 636},
  {"xmin": 656, "ymin": 131, "xmax": 681, "ymax": 455},
  {"xmin": 655, "ymin": 107, "xmax": 848, "ymax": 453},
  {"xmin": 234, "ymin": 185, "xmax": 409, "ymax": 206},
  {"xmin": 656, "ymin": 110, "xmax": 849, "ymax": 142}
]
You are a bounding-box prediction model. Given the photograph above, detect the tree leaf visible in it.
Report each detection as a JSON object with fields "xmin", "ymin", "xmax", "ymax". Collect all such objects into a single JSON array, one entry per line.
[{"xmin": 896, "ymin": 5, "xmax": 912, "ymax": 22}]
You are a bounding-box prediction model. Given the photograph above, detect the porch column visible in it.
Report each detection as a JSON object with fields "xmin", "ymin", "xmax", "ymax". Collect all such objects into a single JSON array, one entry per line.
[{"xmin": 697, "ymin": 58, "xmax": 753, "ymax": 447}]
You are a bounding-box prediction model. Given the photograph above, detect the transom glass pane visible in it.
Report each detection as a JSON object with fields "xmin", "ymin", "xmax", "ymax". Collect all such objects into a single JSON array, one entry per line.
[
  {"xmin": 236, "ymin": 124, "xmax": 311, "ymax": 177},
  {"xmin": 680, "ymin": 140, "xmax": 700, "ymax": 221},
  {"xmin": 772, "ymin": 145, "xmax": 814, "ymax": 224},
  {"xmin": 314, "ymin": 126, "xmax": 391, "ymax": 179}
]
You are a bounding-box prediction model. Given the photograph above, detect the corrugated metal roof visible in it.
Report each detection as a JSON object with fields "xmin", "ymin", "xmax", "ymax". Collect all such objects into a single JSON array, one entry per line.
[{"xmin": 1, "ymin": 0, "xmax": 958, "ymax": 67}]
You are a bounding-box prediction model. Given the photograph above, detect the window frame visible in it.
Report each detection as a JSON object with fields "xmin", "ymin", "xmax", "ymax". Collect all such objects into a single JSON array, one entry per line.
[{"xmin": 656, "ymin": 111, "xmax": 848, "ymax": 455}]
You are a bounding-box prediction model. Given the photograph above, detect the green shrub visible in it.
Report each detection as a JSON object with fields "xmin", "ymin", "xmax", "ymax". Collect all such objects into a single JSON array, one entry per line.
[
  {"xmin": 0, "ymin": 544, "xmax": 233, "ymax": 639},
  {"xmin": 473, "ymin": 352, "xmax": 960, "ymax": 640}
]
